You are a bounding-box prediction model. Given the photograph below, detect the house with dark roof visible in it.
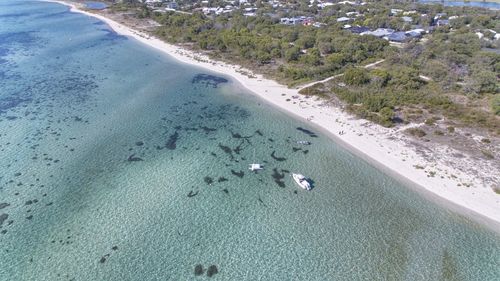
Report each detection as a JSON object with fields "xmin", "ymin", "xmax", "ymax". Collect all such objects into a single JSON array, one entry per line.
[
  {"xmin": 349, "ymin": 26, "xmax": 370, "ymax": 34},
  {"xmin": 361, "ymin": 28, "xmax": 394, "ymax": 37},
  {"xmin": 385, "ymin": 32, "xmax": 409, "ymax": 42},
  {"xmin": 436, "ymin": 19, "xmax": 450, "ymax": 26}
]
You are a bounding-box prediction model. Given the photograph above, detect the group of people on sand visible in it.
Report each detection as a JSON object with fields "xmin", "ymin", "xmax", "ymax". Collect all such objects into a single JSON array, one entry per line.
[{"xmin": 339, "ymin": 130, "xmax": 346, "ymax": 135}]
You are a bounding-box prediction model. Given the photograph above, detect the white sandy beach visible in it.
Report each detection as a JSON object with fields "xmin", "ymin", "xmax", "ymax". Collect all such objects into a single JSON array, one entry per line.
[{"xmin": 46, "ymin": 0, "xmax": 500, "ymax": 228}]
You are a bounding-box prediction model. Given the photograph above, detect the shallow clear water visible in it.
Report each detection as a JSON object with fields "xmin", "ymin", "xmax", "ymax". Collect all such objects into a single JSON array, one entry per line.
[{"xmin": 0, "ymin": 1, "xmax": 499, "ymax": 280}]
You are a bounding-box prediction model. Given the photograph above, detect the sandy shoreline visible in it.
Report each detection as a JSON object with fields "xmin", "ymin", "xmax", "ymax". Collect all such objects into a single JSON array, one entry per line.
[{"xmin": 44, "ymin": 0, "xmax": 500, "ymax": 230}]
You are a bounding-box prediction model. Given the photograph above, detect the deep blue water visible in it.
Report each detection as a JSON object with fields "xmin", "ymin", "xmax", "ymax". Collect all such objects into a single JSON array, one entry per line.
[
  {"xmin": 419, "ymin": 0, "xmax": 500, "ymax": 9},
  {"xmin": 0, "ymin": 1, "xmax": 499, "ymax": 280}
]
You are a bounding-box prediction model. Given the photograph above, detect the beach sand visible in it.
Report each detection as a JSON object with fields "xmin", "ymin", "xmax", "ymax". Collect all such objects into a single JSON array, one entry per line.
[{"xmin": 44, "ymin": 0, "xmax": 500, "ymax": 229}]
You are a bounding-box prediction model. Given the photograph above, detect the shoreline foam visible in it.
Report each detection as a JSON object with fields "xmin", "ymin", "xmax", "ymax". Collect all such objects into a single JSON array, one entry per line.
[{"xmin": 43, "ymin": 0, "xmax": 500, "ymax": 231}]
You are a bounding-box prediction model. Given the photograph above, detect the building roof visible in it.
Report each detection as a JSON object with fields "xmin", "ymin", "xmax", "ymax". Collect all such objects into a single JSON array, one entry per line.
[
  {"xmin": 337, "ymin": 17, "xmax": 352, "ymax": 22},
  {"xmin": 437, "ymin": 19, "xmax": 450, "ymax": 26},
  {"xmin": 349, "ymin": 26, "xmax": 370, "ymax": 34},
  {"xmin": 402, "ymin": 16, "xmax": 413, "ymax": 23},
  {"xmin": 386, "ymin": 32, "xmax": 408, "ymax": 42},
  {"xmin": 361, "ymin": 28, "xmax": 394, "ymax": 37}
]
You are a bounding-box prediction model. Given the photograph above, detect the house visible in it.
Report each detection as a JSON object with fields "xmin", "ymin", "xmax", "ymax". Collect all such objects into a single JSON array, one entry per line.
[
  {"xmin": 303, "ymin": 17, "xmax": 315, "ymax": 25},
  {"xmin": 348, "ymin": 26, "xmax": 370, "ymax": 34},
  {"xmin": 385, "ymin": 32, "xmax": 408, "ymax": 42},
  {"xmin": 436, "ymin": 19, "xmax": 450, "ymax": 26},
  {"xmin": 338, "ymin": 1, "xmax": 357, "ymax": 5},
  {"xmin": 145, "ymin": 0, "xmax": 163, "ymax": 5},
  {"xmin": 280, "ymin": 17, "xmax": 306, "ymax": 25},
  {"xmin": 406, "ymin": 28, "xmax": 425, "ymax": 37},
  {"xmin": 165, "ymin": 1, "xmax": 177, "ymax": 9},
  {"xmin": 402, "ymin": 16, "xmax": 412, "ymax": 23},
  {"xmin": 391, "ymin": 9, "xmax": 403, "ymax": 15},
  {"xmin": 317, "ymin": 2, "xmax": 334, "ymax": 8},
  {"xmin": 434, "ymin": 13, "xmax": 447, "ymax": 20},
  {"xmin": 361, "ymin": 28, "xmax": 394, "ymax": 37},
  {"xmin": 403, "ymin": 10, "xmax": 417, "ymax": 15},
  {"xmin": 336, "ymin": 17, "xmax": 352, "ymax": 23},
  {"xmin": 385, "ymin": 30, "xmax": 422, "ymax": 42}
]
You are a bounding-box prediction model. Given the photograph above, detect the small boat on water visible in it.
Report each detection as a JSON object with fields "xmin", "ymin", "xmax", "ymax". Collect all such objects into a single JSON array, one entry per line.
[
  {"xmin": 249, "ymin": 163, "xmax": 263, "ymax": 171},
  {"xmin": 296, "ymin": 140, "xmax": 311, "ymax": 145},
  {"xmin": 292, "ymin": 173, "xmax": 312, "ymax": 191},
  {"xmin": 249, "ymin": 149, "xmax": 263, "ymax": 171}
]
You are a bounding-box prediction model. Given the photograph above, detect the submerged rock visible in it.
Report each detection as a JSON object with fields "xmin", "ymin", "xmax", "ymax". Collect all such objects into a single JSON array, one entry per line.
[
  {"xmin": 188, "ymin": 191, "xmax": 199, "ymax": 197},
  {"xmin": 272, "ymin": 168, "xmax": 286, "ymax": 188},
  {"xmin": 0, "ymin": 213, "xmax": 8, "ymax": 226},
  {"xmin": 192, "ymin": 74, "xmax": 228, "ymax": 88},
  {"xmin": 127, "ymin": 154, "xmax": 143, "ymax": 162},
  {"xmin": 296, "ymin": 127, "xmax": 318, "ymax": 137},
  {"xmin": 0, "ymin": 203, "xmax": 10, "ymax": 210},
  {"xmin": 217, "ymin": 177, "xmax": 228, "ymax": 183},
  {"xmin": 206, "ymin": 265, "xmax": 218, "ymax": 277},
  {"xmin": 271, "ymin": 151, "xmax": 286, "ymax": 162},
  {"xmin": 200, "ymin": 126, "xmax": 217, "ymax": 133},
  {"xmin": 231, "ymin": 170, "xmax": 244, "ymax": 178},
  {"xmin": 204, "ymin": 176, "xmax": 213, "ymax": 185},
  {"xmin": 194, "ymin": 264, "xmax": 204, "ymax": 276},
  {"xmin": 218, "ymin": 144, "xmax": 232, "ymax": 157},
  {"xmin": 166, "ymin": 131, "xmax": 179, "ymax": 150}
]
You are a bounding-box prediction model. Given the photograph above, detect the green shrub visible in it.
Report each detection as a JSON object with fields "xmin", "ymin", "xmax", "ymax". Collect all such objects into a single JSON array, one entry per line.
[
  {"xmin": 493, "ymin": 187, "xmax": 500, "ymax": 195},
  {"xmin": 481, "ymin": 150, "xmax": 494, "ymax": 159},
  {"xmin": 344, "ymin": 67, "xmax": 370, "ymax": 86},
  {"xmin": 492, "ymin": 95, "xmax": 500, "ymax": 116},
  {"xmin": 425, "ymin": 118, "xmax": 435, "ymax": 126},
  {"xmin": 407, "ymin": 128, "xmax": 427, "ymax": 137}
]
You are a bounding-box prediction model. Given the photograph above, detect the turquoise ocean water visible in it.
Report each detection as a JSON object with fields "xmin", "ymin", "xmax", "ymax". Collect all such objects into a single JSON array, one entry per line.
[
  {"xmin": 0, "ymin": 1, "xmax": 499, "ymax": 280},
  {"xmin": 419, "ymin": 0, "xmax": 500, "ymax": 10}
]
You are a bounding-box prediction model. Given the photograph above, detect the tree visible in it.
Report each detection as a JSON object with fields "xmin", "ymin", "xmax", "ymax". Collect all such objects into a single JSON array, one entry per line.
[
  {"xmin": 325, "ymin": 53, "xmax": 345, "ymax": 70},
  {"xmin": 472, "ymin": 70, "xmax": 498, "ymax": 94},
  {"xmin": 492, "ymin": 95, "xmax": 500, "ymax": 116},
  {"xmin": 301, "ymin": 48, "xmax": 321, "ymax": 66},
  {"xmin": 379, "ymin": 107, "xmax": 395, "ymax": 127},
  {"xmin": 285, "ymin": 47, "xmax": 301, "ymax": 62},
  {"xmin": 344, "ymin": 67, "xmax": 370, "ymax": 86}
]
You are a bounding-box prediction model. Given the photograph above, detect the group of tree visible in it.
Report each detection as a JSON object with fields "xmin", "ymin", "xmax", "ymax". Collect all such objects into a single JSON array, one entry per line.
[{"xmin": 116, "ymin": 0, "xmax": 499, "ymax": 131}]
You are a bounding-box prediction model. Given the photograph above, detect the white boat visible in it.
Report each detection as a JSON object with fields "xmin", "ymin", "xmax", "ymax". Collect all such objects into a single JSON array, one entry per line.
[
  {"xmin": 249, "ymin": 149, "xmax": 263, "ymax": 171},
  {"xmin": 249, "ymin": 163, "xmax": 263, "ymax": 171},
  {"xmin": 296, "ymin": 140, "xmax": 311, "ymax": 145},
  {"xmin": 292, "ymin": 173, "xmax": 312, "ymax": 191}
]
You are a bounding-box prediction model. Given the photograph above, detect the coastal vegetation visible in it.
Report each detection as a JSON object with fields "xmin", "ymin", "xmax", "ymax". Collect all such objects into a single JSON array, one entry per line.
[
  {"xmin": 103, "ymin": 0, "xmax": 498, "ymax": 132},
  {"xmin": 152, "ymin": 12, "xmax": 388, "ymax": 85}
]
